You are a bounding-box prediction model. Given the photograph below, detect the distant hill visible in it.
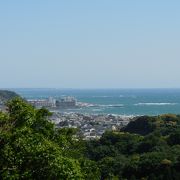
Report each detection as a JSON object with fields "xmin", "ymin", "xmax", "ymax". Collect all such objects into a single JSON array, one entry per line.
[
  {"xmin": 121, "ymin": 116, "xmax": 157, "ymax": 135},
  {"xmin": 0, "ymin": 90, "xmax": 20, "ymax": 103},
  {"xmin": 122, "ymin": 114, "xmax": 180, "ymax": 135}
]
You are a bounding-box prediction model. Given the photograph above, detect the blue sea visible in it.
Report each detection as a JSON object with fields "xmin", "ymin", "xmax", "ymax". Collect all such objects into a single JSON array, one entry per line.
[{"xmin": 11, "ymin": 88, "xmax": 180, "ymax": 116}]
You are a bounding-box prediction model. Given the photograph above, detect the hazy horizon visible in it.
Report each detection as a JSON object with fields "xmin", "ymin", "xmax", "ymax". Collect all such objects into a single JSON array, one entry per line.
[
  {"xmin": 3, "ymin": 87, "xmax": 180, "ymax": 90},
  {"xmin": 1, "ymin": 0, "xmax": 180, "ymax": 89}
]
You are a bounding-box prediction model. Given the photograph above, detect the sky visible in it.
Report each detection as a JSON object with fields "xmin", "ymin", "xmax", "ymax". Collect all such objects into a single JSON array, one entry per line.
[{"xmin": 0, "ymin": 0, "xmax": 180, "ymax": 89}]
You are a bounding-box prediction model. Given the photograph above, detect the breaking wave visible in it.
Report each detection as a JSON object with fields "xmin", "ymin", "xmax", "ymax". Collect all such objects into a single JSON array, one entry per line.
[
  {"xmin": 134, "ymin": 103, "xmax": 178, "ymax": 106},
  {"xmin": 98, "ymin": 104, "xmax": 124, "ymax": 108}
]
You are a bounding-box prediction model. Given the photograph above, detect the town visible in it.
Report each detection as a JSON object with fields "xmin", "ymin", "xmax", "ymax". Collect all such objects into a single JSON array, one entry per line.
[
  {"xmin": 50, "ymin": 112, "xmax": 132, "ymax": 140},
  {"xmin": 0, "ymin": 93, "xmax": 132, "ymax": 140},
  {"xmin": 26, "ymin": 96, "xmax": 132, "ymax": 139}
]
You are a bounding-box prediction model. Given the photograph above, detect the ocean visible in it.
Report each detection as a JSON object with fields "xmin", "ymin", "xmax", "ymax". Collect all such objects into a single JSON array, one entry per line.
[{"xmin": 11, "ymin": 88, "xmax": 180, "ymax": 116}]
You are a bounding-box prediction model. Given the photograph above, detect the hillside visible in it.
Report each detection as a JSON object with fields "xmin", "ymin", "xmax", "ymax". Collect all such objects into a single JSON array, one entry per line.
[
  {"xmin": 86, "ymin": 114, "xmax": 180, "ymax": 179},
  {"xmin": 122, "ymin": 114, "xmax": 180, "ymax": 135},
  {"xmin": 0, "ymin": 90, "xmax": 20, "ymax": 103}
]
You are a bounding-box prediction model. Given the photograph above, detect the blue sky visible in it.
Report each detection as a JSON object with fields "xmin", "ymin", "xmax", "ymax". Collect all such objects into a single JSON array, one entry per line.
[{"xmin": 0, "ymin": 0, "xmax": 180, "ymax": 88}]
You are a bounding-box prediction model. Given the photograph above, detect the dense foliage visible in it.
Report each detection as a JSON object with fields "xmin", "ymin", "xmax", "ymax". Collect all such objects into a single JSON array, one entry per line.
[
  {"xmin": 0, "ymin": 98, "xmax": 98, "ymax": 179},
  {"xmin": 86, "ymin": 114, "xmax": 180, "ymax": 179},
  {"xmin": 1, "ymin": 98, "xmax": 180, "ymax": 179}
]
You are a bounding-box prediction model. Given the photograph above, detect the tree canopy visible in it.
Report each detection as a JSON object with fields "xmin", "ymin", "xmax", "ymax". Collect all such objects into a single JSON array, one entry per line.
[{"xmin": 1, "ymin": 98, "xmax": 180, "ymax": 179}]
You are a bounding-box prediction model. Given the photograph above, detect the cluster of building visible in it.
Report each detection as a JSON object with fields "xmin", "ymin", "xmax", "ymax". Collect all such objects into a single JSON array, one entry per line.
[
  {"xmin": 1, "ymin": 96, "xmax": 131, "ymax": 139},
  {"xmin": 50, "ymin": 112, "xmax": 132, "ymax": 140},
  {"xmin": 1, "ymin": 96, "xmax": 132, "ymax": 139},
  {"xmin": 27, "ymin": 96, "xmax": 77, "ymax": 109}
]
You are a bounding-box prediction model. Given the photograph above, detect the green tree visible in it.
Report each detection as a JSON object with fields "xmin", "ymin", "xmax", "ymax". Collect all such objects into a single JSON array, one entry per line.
[{"xmin": 0, "ymin": 98, "xmax": 84, "ymax": 179}]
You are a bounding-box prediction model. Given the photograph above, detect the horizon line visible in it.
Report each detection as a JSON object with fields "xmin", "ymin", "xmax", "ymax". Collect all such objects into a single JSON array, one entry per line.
[{"xmin": 1, "ymin": 87, "xmax": 180, "ymax": 90}]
